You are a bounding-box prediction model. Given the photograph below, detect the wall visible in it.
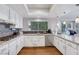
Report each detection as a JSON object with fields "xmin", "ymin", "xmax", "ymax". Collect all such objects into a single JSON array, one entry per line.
[{"xmin": 48, "ymin": 18, "xmax": 58, "ymax": 33}]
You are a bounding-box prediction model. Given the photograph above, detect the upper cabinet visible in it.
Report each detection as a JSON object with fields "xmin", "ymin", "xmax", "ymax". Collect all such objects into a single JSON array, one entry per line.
[
  {"xmin": 9, "ymin": 8, "xmax": 23, "ymax": 28},
  {"xmin": 0, "ymin": 5, "xmax": 9, "ymax": 21},
  {"xmin": 9, "ymin": 8, "xmax": 16, "ymax": 24},
  {"xmin": 15, "ymin": 13, "xmax": 23, "ymax": 28},
  {"xmin": 0, "ymin": 5, "xmax": 23, "ymax": 28}
]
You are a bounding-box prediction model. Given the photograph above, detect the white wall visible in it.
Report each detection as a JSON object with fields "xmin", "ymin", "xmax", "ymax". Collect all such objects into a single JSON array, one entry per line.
[{"xmin": 48, "ymin": 18, "xmax": 58, "ymax": 32}]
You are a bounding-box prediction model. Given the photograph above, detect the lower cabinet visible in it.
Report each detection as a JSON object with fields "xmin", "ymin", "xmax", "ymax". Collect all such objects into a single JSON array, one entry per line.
[
  {"xmin": 45, "ymin": 35, "xmax": 54, "ymax": 46},
  {"xmin": 65, "ymin": 45, "xmax": 77, "ymax": 55},
  {"xmin": 16, "ymin": 36, "xmax": 24, "ymax": 54},
  {"xmin": 54, "ymin": 36, "xmax": 66, "ymax": 54},
  {"xmin": 53, "ymin": 36, "xmax": 59, "ymax": 48},
  {"xmin": 0, "ymin": 35, "xmax": 24, "ymax": 55},
  {"xmin": 24, "ymin": 36, "xmax": 45, "ymax": 47},
  {"xmin": 0, "ymin": 44, "xmax": 8, "ymax": 55},
  {"xmin": 8, "ymin": 39, "xmax": 17, "ymax": 55},
  {"xmin": 54, "ymin": 35, "xmax": 78, "ymax": 55},
  {"xmin": 8, "ymin": 35, "xmax": 24, "ymax": 55},
  {"xmin": 65, "ymin": 41, "xmax": 78, "ymax": 55},
  {"xmin": 58, "ymin": 39, "xmax": 66, "ymax": 54}
]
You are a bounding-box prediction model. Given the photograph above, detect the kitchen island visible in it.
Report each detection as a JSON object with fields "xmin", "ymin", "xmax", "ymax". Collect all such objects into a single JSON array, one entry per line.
[{"xmin": 23, "ymin": 33, "xmax": 53, "ymax": 47}]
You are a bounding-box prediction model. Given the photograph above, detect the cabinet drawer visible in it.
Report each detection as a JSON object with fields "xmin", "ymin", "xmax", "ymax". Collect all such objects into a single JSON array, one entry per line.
[{"xmin": 66, "ymin": 41, "xmax": 77, "ymax": 49}]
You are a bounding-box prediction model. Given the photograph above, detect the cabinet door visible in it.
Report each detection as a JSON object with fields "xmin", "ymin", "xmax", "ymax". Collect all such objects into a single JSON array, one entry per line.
[
  {"xmin": 53, "ymin": 36, "xmax": 66, "ymax": 54},
  {"xmin": 0, "ymin": 44, "xmax": 8, "ymax": 55},
  {"xmin": 15, "ymin": 13, "xmax": 23, "ymax": 28},
  {"xmin": 16, "ymin": 36, "xmax": 24, "ymax": 54},
  {"xmin": 8, "ymin": 40, "xmax": 17, "ymax": 55},
  {"xmin": 16, "ymin": 37, "xmax": 21, "ymax": 54},
  {"xmin": 45, "ymin": 35, "xmax": 53, "ymax": 46},
  {"xmin": 66, "ymin": 45, "xmax": 77, "ymax": 55},
  {"xmin": 18, "ymin": 16, "xmax": 23, "ymax": 28},
  {"xmin": 37, "ymin": 36, "xmax": 45, "ymax": 46},
  {"xmin": 9, "ymin": 8, "xmax": 16, "ymax": 24},
  {"xmin": 77, "ymin": 46, "xmax": 79, "ymax": 55},
  {"xmin": 0, "ymin": 5, "xmax": 9, "ymax": 21},
  {"xmin": 15, "ymin": 13, "xmax": 19, "ymax": 28},
  {"xmin": 24, "ymin": 36, "xmax": 34, "ymax": 47},
  {"xmin": 24, "ymin": 36, "xmax": 45, "ymax": 47},
  {"xmin": 58, "ymin": 39, "xmax": 66, "ymax": 54},
  {"xmin": 53, "ymin": 36, "xmax": 59, "ymax": 48},
  {"xmin": 48, "ymin": 35, "xmax": 54, "ymax": 44},
  {"xmin": 32, "ymin": 36, "xmax": 45, "ymax": 47},
  {"xmin": 20, "ymin": 36, "xmax": 24, "ymax": 47}
]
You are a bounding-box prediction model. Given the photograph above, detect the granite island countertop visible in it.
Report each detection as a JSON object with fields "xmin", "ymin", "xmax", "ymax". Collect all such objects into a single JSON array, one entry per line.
[{"xmin": 23, "ymin": 33, "xmax": 53, "ymax": 36}]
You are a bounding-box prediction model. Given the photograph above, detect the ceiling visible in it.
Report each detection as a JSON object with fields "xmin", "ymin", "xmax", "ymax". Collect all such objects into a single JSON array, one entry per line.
[
  {"xmin": 6, "ymin": 4, "xmax": 79, "ymax": 20},
  {"xmin": 27, "ymin": 4, "xmax": 52, "ymax": 12}
]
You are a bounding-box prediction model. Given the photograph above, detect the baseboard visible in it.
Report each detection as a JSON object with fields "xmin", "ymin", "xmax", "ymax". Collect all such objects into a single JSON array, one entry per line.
[
  {"xmin": 54, "ymin": 46, "xmax": 63, "ymax": 55},
  {"xmin": 23, "ymin": 46, "xmax": 55, "ymax": 49}
]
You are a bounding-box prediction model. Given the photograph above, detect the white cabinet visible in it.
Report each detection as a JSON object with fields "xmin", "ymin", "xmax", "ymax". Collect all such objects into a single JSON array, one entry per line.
[
  {"xmin": 65, "ymin": 41, "xmax": 78, "ymax": 55},
  {"xmin": 24, "ymin": 36, "xmax": 34, "ymax": 47},
  {"xmin": 0, "ymin": 5, "xmax": 9, "ymax": 21},
  {"xmin": 15, "ymin": 13, "xmax": 23, "ymax": 28},
  {"xmin": 58, "ymin": 38, "xmax": 66, "ymax": 54},
  {"xmin": 8, "ymin": 35, "xmax": 24, "ymax": 55},
  {"xmin": 0, "ymin": 35, "xmax": 23, "ymax": 55},
  {"xmin": 53, "ymin": 36, "xmax": 66, "ymax": 54},
  {"xmin": 48, "ymin": 35, "xmax": 54, "ymax": 43},
  {"xmin": 77, "ymin": 45, "xmax": 79, "ymax": 54},
  {"xmin": 18, "ymin": 16, "xmax": 23, "ymax": 28},
  {"xmin": 53, "ymin": 36, "xmax": 59, "ymax": 48},
  {"xmin": 0, "ymin": 44, "xmax": 8, "ymax": 55},
  {"xmin": 16, "ymin": 36, "xmax": 21, "ymax": 54},
  {"xmin": 16, "ymin": 36, "xmax": 24, "ymax": 54},
  {"xmin": 33, "ymin": 36, "xmax": 45, "ymax": 47},
  {"xmin": 0, "ymin": 5, "xmax": 23, "ymax": 26},
  {"xmin": 45, "ymin": 35, "xmax": 54, "ymax": 46},
  {"xmin": 54, "ymin": 35, "xmax": 78, "ymax": 55},
  {"xmin": 20, "ymin": 36, "xmax": 24, "ymax": 47},
  {"xmin": 24, "ymin": 35, "xmax": 45, "ymax": 47},
  {"xmin": 66, "ymin": 45, "xmax": 77, "ymax": 55},
  {"xmin": 8, "ymin": 39, "xmax": 17, "ymax": 55},
  {"xmin": 9, "ymin": 8, "xmax": 16, "ymax": 24}
]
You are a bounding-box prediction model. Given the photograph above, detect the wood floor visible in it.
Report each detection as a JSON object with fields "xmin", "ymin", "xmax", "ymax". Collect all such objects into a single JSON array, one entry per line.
[{"xmin": 18, "ymin": 47, "xmax": 62, "ymax": 55}]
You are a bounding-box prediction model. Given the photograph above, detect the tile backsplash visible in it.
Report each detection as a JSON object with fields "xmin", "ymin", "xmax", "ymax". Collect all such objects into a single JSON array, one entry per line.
[{"xmin": 0, "ymin": 24, "xmax": 13, "ymax": 37}]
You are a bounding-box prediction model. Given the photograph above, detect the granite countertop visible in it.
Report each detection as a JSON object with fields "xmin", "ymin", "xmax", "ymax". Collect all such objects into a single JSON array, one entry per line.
[
  {"xmin": 0, "ymin": 33, "xmax": 20, "ymax": 45},
  {"xmin": 54, "ymin": 34, "xmax": 79, "ymax": 45},
  {"xmin": 23, "ymin": 33, "xmax": 52, "ymax": 36}
]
